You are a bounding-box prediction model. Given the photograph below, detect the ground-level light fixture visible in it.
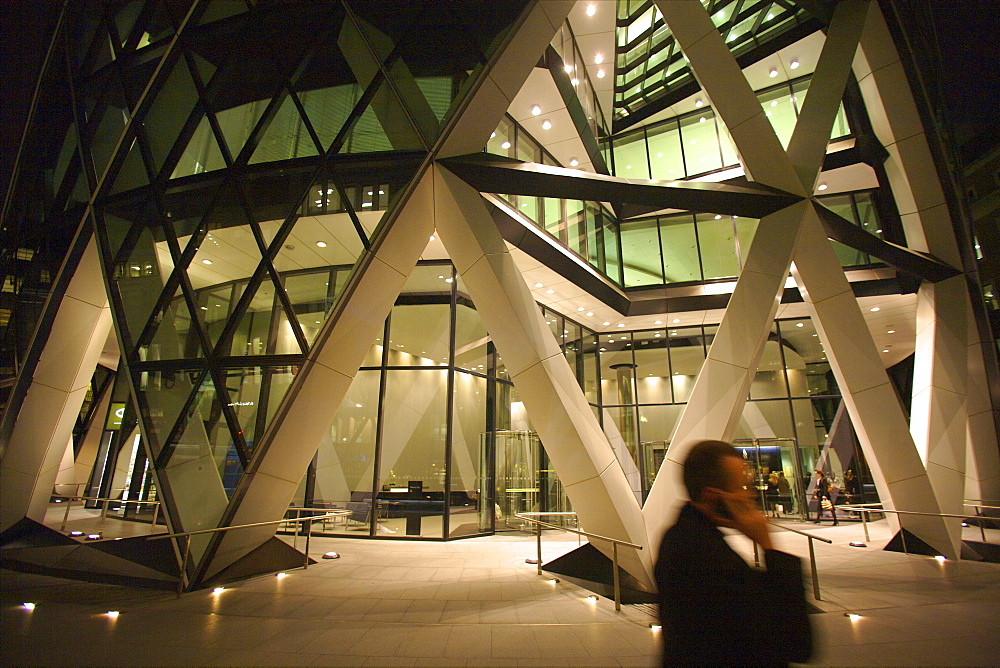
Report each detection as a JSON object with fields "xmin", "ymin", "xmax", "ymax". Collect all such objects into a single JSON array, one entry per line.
[{"xmin": 323, "ymin": 551, "xmax": 340, "ymax": 559}]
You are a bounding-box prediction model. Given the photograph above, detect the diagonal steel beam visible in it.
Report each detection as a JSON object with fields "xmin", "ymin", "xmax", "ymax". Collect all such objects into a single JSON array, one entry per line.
[
  {"xmin": 441, "ymin": 154, "xmax": 802, "ymax": 219},
  {"xmin": 786, "ymin": 0, "xmax": 870, "ymax": 191},
  {"xmin": 655, "ymin": 0, "xmax": 806, "ymax": 196}
]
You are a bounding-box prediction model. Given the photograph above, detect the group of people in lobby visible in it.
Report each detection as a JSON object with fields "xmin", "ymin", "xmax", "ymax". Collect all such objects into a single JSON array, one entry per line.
[{"xmin": 759, "ymin": 466, "xmax": 862, "ymax": 525}]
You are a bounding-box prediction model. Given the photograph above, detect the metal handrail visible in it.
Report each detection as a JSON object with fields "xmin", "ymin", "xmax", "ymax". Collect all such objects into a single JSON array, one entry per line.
[
  {"xmin": 770, "ymin": 523, "xmax": 833, "ymax": 601},
  {"xmin": 148, "ymin": 511, "xmax": 346, "ymax": 595},
  {"xmin": 50, "ymin": 493, "xmax": 162, "ymax": 534},
  {"xmin": 515, "ymin": 512, "xmax": 642, "ymax": 613},
  {"xmin": 835, "ymin": 502, "xmax": 997, "ymax": 549}
]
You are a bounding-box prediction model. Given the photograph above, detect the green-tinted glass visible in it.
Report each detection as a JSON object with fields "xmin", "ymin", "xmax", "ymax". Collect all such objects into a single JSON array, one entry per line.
[
  {"xmin": 250, "ymin": 94, "xmax": 319, "ymax": 164},
  {"xmin": 143, "ymin": 57, "xmax": 199, "ymax": 176},
  {"xmin": 113, "ymin": 227, "xmax": 169, "ymax": 347},
  {"xmin": 660, "ymin": 216, "xmax": 700, "ymax": 283},
  {"xmin": 621, "ymin": 219, "xmax": 663, "ymax": 287},
  {"xmin": 449, "ymin": 370, "xmax": 488, "ymax": 537}
]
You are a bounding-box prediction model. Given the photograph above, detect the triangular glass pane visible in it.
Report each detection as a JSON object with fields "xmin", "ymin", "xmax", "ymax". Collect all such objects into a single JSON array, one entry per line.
[
  {"xmin": 226, "ymin": 278, "xmax": 295, "ymax": 356},
  {"xmin": 114, "ymin": 1, "xmax": 143, "ymax": 47},
  {"xmin": 249, "ymin": 94, "xmax": 319, "ymax": 164},
  {"xmin": 171, "ymin": 112, "xmax": 227, "ymax": 179},
  {"xmin": 283, "ymin": 268, "xmax": 335, "ymax": 349},
  {"xmin": 168, "ymin": 371, "xmax": 244, "ymax": 499},
  {"xmin": 215, "ymin": 98, "xmax": 268, "ymax": 163},
  {"xmin": 298, "ymin": 84, "xmax": 358, "ymax": 153},
  {"xmin": 137, "ymin": 367, "xmax": 203, "ymax": 458},
  {"xmin": 197, "ymin": 0, "xmax": 249, "ymax": 26},
  {"xmin": 144, "ymin": 55, "xmax": 200, "ymax": 176},
  {"xmin": 89, "ymin": 103, "xmax": 129, "ymax": 181},
  {"xmin": 414, "ymin": 76, "xmax": 453, "ymax": 124},
  {"xmin": 109, "ymin": 133, "xmax": 151, "ymax": 194},
  {"xmin": 194, "ymin": 278, "xmax": 246, "ymax": 349},
  {"xmin": 102, "ymin": 212, "xmax": 136, "ymax": 265},
  {"xmin": 218, "ymin": 365, "xmax": 300, "ymax": 460},
  {"xmin": 190, "ymin": 52, "xmax": 217, "ymax": 88},
  {"xmin": 339, "ymin": 80, "xmax": 423, "ymax": 153},
  {"xmin": 111, "ymin": 226, "xmax": 173, "ymax": 350},
  {"xmin": 143, "ymin": 279, "xmax": 204, "ymax": 362}
]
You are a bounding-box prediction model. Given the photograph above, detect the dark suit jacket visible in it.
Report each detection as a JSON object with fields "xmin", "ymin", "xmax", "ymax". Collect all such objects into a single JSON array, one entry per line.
[{"xmin": 655, "ymin": 503, "xmax": 812, "ymax": 666}]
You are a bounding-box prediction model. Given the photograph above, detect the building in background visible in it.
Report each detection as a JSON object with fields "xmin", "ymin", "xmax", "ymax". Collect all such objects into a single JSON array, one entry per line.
[{"xmin": 2, "ymin": 0, "xmax": 997, "ymax": 591}]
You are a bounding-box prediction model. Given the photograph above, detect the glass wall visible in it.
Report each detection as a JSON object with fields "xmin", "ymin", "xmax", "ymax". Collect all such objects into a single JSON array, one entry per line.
[{"xmin": 607, "ymin": 75, "xmax": 852, "ymax": 180}]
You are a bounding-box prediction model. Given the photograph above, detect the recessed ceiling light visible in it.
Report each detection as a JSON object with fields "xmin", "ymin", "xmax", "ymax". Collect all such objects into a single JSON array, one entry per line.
[
  {"xmin": 695, "ymin": 99, "xmax": 703, "ymax": 107},
  {"xmin": 531, "ymin": 105, "xmax": 542, "ymax": 116},
  {"xmin": 617, "ymin": 323, "xmax": 625, "ymax": 328},
  {"xmin": 429, "ymin": 235, "xmax": 435, "ymax": 241},
  {"xmin": 654, "ymin": 320, "xmax": 662, "ymax": 325},
  {"xmin": 535, "ymin": 282, "xmax": 544, "ymax": 288},
  {"xmin": 672, "ymin": 318, "xmax": 680, "ymax": 323},
  {"xmin": 316, "ymin": 241, "xmax": 327, "ymax": 248},
  {"xmin": 541, "ymin": 120, "xmax": 552, "ymax": 130},
  {"xmin": 882, "ymin": 349, "xmax": 889, "ymax": 353},
  {"xmin": 501, "ymin": 141, "xmax": 511, "ymax": 149},
  {"xmin": 577, "ymin": 307, "xmax": 585, "ymax": 311},
  {"xmin": 586, "ymin": 312, "xmax": 593, "ymax": 316},
  {"xmin": 596, "ymin": 68, "xmax": 605, "ymax": 78},
  {"xmin": 817, "ymin": 183, "xmax": 828, "ymax": 191},
  {"xmin": 790, "ymin": 59, "xmax": 800, "ymax": 69},
  {"xmin": 796, "ymin": 323, "xmax": 804, "ymax": 327},
  {"xmin": 870, "ymin": 307, "xmax": 880, "ymax": 312},
  {"xmin": 603, "ymin": 321, "xmax": 611, "ymax": 326},
  {"xmin": 714, "ymin": 214, "xmax": 722, "ymax": 220},
  {"xmin": 202, "ymin": 259, "xmax": 213, "ymax": 265},
  {"xmin": 571, "ymin": 78, "xmax": 579, "ymax": 86},
  {"xmin": 771, "ymin": 100, "xmax": 778, "ymax": 107},
  {"xmin": 699, "ymin": 116, "xmax": 706, "ymax": 123},
  {"xmin": 594, "ymin": 53, "xmax": 603, "ymax": 64},
  {"xmin": 490, "ymin": 131, "xmax": 496, "ymax": 139},
  {"xmin": 887, "ymin": 329, "xmax": 895, "ymax": 333},
  {"xmin": 769, "ymin": 68, "xmax": 778, "ymax": 78},
  {"xmin": 569, "ymin": 158, "xmax": 579, "ymax": 167},
  {"xmin": 546, "ymin": 289, "xmax": 554, "ymax": 294},
  {"xmin": 586, "ymin": 3, "xmax": 597, "ymax": 16}
]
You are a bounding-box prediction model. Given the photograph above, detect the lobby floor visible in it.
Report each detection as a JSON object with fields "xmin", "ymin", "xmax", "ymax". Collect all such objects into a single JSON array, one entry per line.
[{"xmin": 2, "ymin": 518, "xmax": 998, "ymax": 666}]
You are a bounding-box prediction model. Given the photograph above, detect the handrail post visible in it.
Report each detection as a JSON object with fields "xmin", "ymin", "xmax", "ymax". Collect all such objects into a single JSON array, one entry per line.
[
  {"xmin": 976, "ymin": 505, "xmax": 986, "ymax": 542},
  {"xmin": 303, "ymin": 516, "xmax": 312, "ymax": 570},
  {"xmin": 60, "ymin": 496, "xmax": 73, "ymax": 532},
  {"xmin": 862, "ymin": 509, "xmax": 870, "ymax": 543},
  {"xmin": 99, "ymin": 497, "xmax": 110, "ymax": 532},
  {"xmin": 807, "ymin": 537, "xmax": 821, "ymax": 601},
  {"xmin": 151, "ymin": 503, "xmax": 160, "ymax": 534},
  {"xmin": 900, "ymin": 526, "xmax": 908, "ymax": 554},
  {"xmin": 536, "ymin": 521, "xmax": 543, "ymax": 576},
  {"xmin": 753, "ymin": 541, "xmax": 760, "ymax": 568},
  {"xmin": 612, "ymin": 541, "xmax": 621, "ymax": 613},
  {"xmin": 178, "ymin": 534, "xmax": 192, "ymax": 598}
]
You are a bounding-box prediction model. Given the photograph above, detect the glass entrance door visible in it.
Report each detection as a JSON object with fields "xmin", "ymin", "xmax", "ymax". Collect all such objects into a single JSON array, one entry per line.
[
  {"xmin": 733, "ymin": 438, "xmax": 806, "ymax": 520},
  {"xmin": 491, "ymin": 430, "xmax": 570, "ymax": 530}
]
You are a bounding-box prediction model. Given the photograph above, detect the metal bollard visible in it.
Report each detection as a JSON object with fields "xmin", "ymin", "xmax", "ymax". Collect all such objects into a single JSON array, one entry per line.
[{"xmin": 535, "ymin": 522, "xmax": 543, "ymax": 576}]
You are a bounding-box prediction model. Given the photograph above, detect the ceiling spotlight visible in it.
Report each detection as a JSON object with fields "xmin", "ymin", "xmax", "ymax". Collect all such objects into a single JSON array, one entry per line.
[
  {"xmin": 672, "ymin": 318, "xmax": 681, "ymax": 323},
  {"xmin": 202, "ymin": 259, "xmax": 213, "ymax": 265},
  {"xmin": 870, "ymin": 307, "xmax": 880, "ymax": 312},
  {"xmin": 586, "ymin": 3, "xmax": 597, "ymax": 17},
  {"xmin": 535, "ymin": 282, "xmax": 544, "ymax": 288},
  {"xmin": 578, "ymin": 307, "xmax": 585, "ymax": 311},
  {"xmin": 490, "ymin": 131, "xmax": 496, "ymax": 139},
  {"xmin": 654, "ymin": 320, "xmax": 662, "ymax": 325},
  {"xmin": 769, "ymin": 68, "xmax": 778, "ymax": 78},
  {"xmin": 569, "ymin": 158, "xmax": 579, "ymax": 167},
  {"xmin": 564, "ymin": 64, "xmax": 573, "ymax": 74},
  {"xmin": 541, "ymin": 120, "xmax": 552, "ymax": 130},
  {"xmin": 882, "ymin": 349, "xmax": 889, "ymax": 353},
  {"xmin": 531, "ymin": 105, "xmax": 542, "ymax": 116},
  {"xmin": 602, "ymin": 321, "xmax": 611, "ymax": 326},
  {"xmin": 501, "ymin": 141, "xmax": 511, "ymax": 149},
  {"xmin": 594, "ymin": 53, "xmax": 604, "ymax": 64},
  {"xmin": 429, "ymin": 234, "xmax": 435, "ymax": 241},
  {"xmin": 817, "ymin": 183, "xmax": 828, "ymax": 191},
  {"xmin": 790, "ymin": 59, "xmax": 800, "ymax": 69},
  {"xmin": 617, "ymin": 323, "xmax": 625, "ymax": 328},
  {"xmin": 695, "ymin": 99, "xmax": 704, "ymax": 108},
  {"xmin": 596, "ymin": 68, "xmax": 605, "ymax": 78},
  {"xmin": 316, "ymin": 241, "xmax": 327, "ymax": 248},
  {"xmin": 546, "ymin": 289, "xmax": 554, "ymax": 294},
  {"xmin": 571, "ymin": 77, "xmax": 579, "ymax": 86},
  {"xmin": 887, "ymin": 329, "xmax": 895, "ymax": 333}
]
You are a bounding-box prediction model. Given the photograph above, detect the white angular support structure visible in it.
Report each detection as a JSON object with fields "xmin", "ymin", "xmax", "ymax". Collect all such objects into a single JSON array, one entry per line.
[
  {"xmin": 0, "ymin": 238, "xmax": 113, "ymax": 532},
  {"xmin": 435, "ymin": 165, "xmax": 653, "ymax": 589},
  {"xmin": 792, "ymin": 202, "xmax": 957, "ymax": 556},
  {"xmin": 966, "ymin": 315, "xmax": 1000, "ymax": 506},
  {"xmin": 643, "ymin": 202, "xmax": 808, "ymax": 541},
  {"xmin": 200, "ymin": 0, "xmax": 575, "ymax": 580},
  {"xmin": 655, "ymin": 0, "xmax": 805, "ymax": 196},
  {"xmin": 203, "ymin": 169, "xmax": 435, "ymax": 579}
]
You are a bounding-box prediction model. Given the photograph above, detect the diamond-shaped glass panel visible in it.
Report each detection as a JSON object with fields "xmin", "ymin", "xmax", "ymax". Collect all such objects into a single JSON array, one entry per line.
[
  {"xmin": 112, "ymin": 226, "xmax": 172, "ymax": 348},
  {"xmin": 249, "ymin": 94, "xmax": 320, "ymax": 164},
  {"xmin": 137, "ymin": 367, "xmax": 203, "ymax": 458},
  {"xmin": 142, "ymin": 279, "xmax": 204, "ymax": 362},
  {"xmin": 220, "ymin": 365, "xmax": 299, "ymax": 457},
  {"xmin": 171, "ymin": 112, "xmax": 227, "ymax": 178},
  {"xmin": 144, "ymin": 56, "xmax": 200, "ymax": 176}
]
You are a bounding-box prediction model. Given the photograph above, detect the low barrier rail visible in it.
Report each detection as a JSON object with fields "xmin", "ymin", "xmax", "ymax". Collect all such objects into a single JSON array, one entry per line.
[{"xmin": 515, "ymin": 512, "xmax": 642, "ymax": 612}]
